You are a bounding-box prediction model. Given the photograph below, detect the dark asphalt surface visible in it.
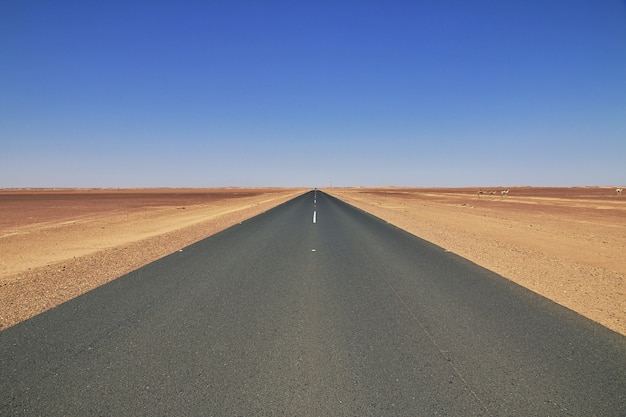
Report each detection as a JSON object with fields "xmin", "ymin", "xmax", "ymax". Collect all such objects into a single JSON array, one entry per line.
[{"xmin": 1, "ymin": 190, "xmax": 625, "ymax": 416}]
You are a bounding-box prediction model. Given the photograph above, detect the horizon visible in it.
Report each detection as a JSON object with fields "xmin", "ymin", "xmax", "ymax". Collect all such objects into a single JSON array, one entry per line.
[
  {"xmin": 1, "ymin": 185, "xmax": 623, "ymax": 191},
  {"xmin": 2, "ymin": 1, "xmax": 625, "ymax": 188}
]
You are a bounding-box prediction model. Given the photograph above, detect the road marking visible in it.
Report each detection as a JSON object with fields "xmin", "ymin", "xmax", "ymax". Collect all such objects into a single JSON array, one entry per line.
[{"xmin": 313, "ymin": 211, "xmax": 317, "ymax": 223}]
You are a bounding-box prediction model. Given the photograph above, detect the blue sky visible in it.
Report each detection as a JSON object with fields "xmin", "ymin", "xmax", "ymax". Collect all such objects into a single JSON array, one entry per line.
[{"xmin": 1, "ymin": 1, "xmax": 625, "ymax": 188}]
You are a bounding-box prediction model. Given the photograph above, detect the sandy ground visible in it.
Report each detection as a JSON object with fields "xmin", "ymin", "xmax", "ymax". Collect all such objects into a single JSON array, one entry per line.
[
  {"xmin": 325, "ymin": 187, "xmax": 626, "ymax": 335},
  {"xmin": 1, "ymin": 187, "xmax": 625, "ymax": 336},
  {"xmin": 0, "ymin": 188, "xmax": 306, "ymax": 330}
]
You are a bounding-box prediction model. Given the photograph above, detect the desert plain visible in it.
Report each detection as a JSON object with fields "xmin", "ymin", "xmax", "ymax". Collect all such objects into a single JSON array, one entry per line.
[{"xmin": 1, "ymin": 187, "xmax": 625, "ymax": 336}]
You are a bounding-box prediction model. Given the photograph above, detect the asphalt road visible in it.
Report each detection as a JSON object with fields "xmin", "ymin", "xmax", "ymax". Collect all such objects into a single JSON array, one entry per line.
[{"xmin": 1, "ymin": 190, "xmax": 625, "ymax": 416}]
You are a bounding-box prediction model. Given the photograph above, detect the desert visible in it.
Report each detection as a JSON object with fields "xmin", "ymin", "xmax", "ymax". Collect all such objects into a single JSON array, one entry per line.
[
  {"xmin": 1, "ymin": 187, "xmax": 625, "ymax": 336},
  {"xmin": 0, "ymin": 188, "xmax": 306, "ymax": 330},
  {"xmin": 326, "ymin": 187, "xmax": 626, "ymax": 335}
]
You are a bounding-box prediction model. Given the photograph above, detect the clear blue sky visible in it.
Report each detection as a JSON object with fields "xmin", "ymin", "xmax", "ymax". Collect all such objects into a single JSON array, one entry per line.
[{"xmin": 2, "ymin": 1, "xmax": 625, "ymax": 188}]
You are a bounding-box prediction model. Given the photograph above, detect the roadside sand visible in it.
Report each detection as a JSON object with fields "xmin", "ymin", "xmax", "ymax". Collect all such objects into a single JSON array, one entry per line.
[
  {"xmin": 0, "ymin": 188, "xmax": 306, "ymax": 330},
  {"xmin": 325, "ymin": 187, "xmax": 626, "ymax": 335},
  {"xmin": 1, "ymin": 187, "xmax": 625, "ymax": 336}
]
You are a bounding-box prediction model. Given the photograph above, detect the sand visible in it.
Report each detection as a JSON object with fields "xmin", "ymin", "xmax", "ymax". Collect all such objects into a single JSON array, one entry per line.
[
  {"xmin": 325, "ymin": 187, "xmax": 626, "ymax": 335},
  {"xmin": 0, "ymin": 188, "xmax": 306, "ymax": 330},
  {"xmin": 1, "ymin": 186, "xmax": 625, "ymax": 336}
]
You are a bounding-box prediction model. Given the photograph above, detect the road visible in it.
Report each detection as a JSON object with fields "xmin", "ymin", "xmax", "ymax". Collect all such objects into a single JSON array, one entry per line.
[{"xmin": 1, "ymin": 190, "xmax": 625, "ymax": 416}]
